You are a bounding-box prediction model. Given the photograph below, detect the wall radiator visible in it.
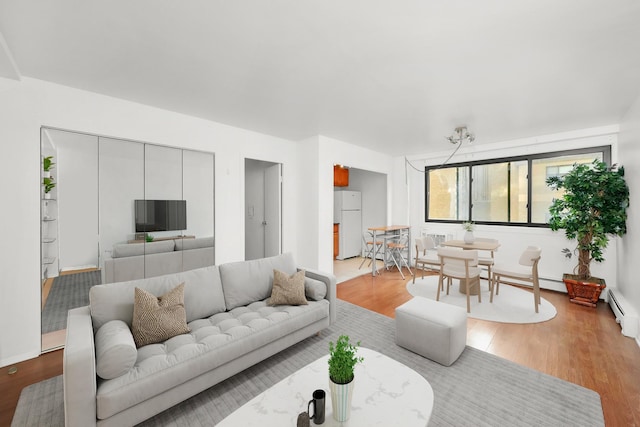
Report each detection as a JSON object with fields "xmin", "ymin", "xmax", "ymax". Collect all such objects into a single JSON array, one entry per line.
[{"xmin": 608, "ymin": 288, "xmax": 639, "ymax": 338}]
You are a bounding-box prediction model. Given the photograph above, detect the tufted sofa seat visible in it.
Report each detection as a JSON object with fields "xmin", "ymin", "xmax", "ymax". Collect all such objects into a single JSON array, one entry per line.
[{"xmin": 64, "ymin": 253, "xmax": 336, "ymax": 427}]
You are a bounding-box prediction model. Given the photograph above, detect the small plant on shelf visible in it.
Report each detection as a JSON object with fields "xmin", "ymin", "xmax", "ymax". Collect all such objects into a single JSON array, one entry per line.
[
  {"xmin": 328, "ymin": 335, "xmax": 363, "ymax": 384},
  {"xmin": 145, "ymin": 233, "xmax": 154, "ymax": 242},
  {"xmin": 43, "ymin": 177, "xmax": 56, "ymax": 194},
  {"xmin": 43, "ymin": 156, "xmax": 55, "ymax": 172}
]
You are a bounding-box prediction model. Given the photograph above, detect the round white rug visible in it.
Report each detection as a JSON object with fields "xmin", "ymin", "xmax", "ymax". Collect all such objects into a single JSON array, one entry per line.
[{"xmin": 406, "ymin": 276, "xmax": 557, "ymax": 324}]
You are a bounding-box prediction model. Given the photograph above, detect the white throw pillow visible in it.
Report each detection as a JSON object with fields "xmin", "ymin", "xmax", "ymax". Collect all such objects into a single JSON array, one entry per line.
[{"xmin": 95, "ymin": 320, "xmax": 137, "ymax": 380}]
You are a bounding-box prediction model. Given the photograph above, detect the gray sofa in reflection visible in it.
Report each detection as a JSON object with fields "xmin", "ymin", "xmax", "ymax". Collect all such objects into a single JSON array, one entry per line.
[
  {"xmin": 103, "ymin": 237, "xmax": 214, "ymax": 284},
  {"xmin": 64, "ymin": 253, "xmax": 336, "ymax": 427}
]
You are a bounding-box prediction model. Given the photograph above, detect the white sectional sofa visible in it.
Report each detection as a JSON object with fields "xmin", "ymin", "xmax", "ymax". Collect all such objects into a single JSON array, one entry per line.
[
  {"xmin": 64, "ymin": 253, "xmax": 336, "ymax": 427},
  {"xmin": 103, "ymin": 236, "xmax": 215, "ymax": 284}
]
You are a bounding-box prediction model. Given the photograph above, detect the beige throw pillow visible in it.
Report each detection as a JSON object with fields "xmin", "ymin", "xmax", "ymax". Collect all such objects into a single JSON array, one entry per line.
[
  {"xmin": 268, "ymin": 269, "xmax": 308, "ymax": 306},
  {"xmin": 132, "ymin": 283, "xmax": 190, "ymax": 348}
]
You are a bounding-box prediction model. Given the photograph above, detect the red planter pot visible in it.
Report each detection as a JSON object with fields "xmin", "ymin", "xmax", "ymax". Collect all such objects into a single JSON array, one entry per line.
[{"xmin": 562, "ymin": 274, "xmax": 606, "ymax": 308}]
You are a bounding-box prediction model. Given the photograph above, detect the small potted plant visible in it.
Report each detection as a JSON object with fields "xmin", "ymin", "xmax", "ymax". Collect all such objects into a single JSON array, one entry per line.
[
  {"xmin": 328, "ymin": 335, "xmax": 363, "ymax": 422},
  {"xmin": 43, "ymin": 156, "xmax": 55, "ymax": 178},
  {"xmin": 461, "ymin": 221, "xmax": 475, "ymax": 244},
  {"xmin": 43, "ymin": 176, "xmax": 56, "ymax": 199},
  {"xmin": 546, "ymin": 159, "xmax": 629, "ymax": 307}
]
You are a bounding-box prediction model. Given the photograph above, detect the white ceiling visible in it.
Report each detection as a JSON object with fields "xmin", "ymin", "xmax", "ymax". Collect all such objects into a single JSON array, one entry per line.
[{"xmin": 1, "ymin": 0, "xmax": 639, "ymax": 155}]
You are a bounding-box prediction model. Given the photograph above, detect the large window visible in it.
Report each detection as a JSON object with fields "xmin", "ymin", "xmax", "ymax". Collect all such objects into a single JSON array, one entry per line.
[{"xmin": 425, "ymin": 146, "xmax": 610, "ymax": 226}]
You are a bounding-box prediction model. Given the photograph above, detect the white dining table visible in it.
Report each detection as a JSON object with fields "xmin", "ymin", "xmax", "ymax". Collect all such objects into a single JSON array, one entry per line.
[{"xmin": 440, "ymin": 239, "xmax": 500, "ymax": 295}]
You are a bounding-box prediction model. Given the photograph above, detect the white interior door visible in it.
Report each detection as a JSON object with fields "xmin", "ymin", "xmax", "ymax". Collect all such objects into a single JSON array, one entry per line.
[{"xmin": 264, "ymin": 164, "xmax": 282, "ymax": 257}]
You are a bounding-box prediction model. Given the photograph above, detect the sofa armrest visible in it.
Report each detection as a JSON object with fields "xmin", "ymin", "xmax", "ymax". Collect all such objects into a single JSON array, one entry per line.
[
  {"xmin": 302, "ymin": 268, "xmax": 337, "ymax": 324},
  {"xmin": 64, "ymin": 306, "xmax": 97, "ymax": 427}
]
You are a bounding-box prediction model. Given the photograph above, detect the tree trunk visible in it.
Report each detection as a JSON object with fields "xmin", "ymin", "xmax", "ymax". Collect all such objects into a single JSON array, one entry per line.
[{"xmin": 577, "ymin": 248, "xmax": 591, "ymax": 280}]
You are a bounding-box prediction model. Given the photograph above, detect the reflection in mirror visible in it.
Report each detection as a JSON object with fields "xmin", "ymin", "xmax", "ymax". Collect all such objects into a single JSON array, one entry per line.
[
  {"xmin": 41, "ymin": 128, "xmax": 216, "ymax": 353},
  {"xmin": 144, "ymin": 145, "xmax": 184, "ymax": 275},
  {"xmin": 182, "ymin": 150, "xmax": 215, "ymax": 269},
  {"xmin": 41, "ymin": 128, "xmax": 99, "ymax": 351}
]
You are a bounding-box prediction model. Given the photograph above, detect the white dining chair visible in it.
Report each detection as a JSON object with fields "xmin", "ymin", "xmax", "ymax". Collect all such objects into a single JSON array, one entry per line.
[
  {"xmin": 413, "ymin": 235, "xmax": 440, "ymax": 284},
  {"xmin": 386, "ymin": 230, "xmax": 413, "ymax": 280},
  {"xmin": 474, "ymin": 237, "xmax": 499, "ymax": 290},
  {"xmin": 437, "ymin": 247, "xmax": 481, "ymax": 313},
  {"xmin": 490, "ymin": 246, "xmax": 542, "ymax": 313},
  {"xmin": 359, "ymin": 231, "xmax": 383, "ymax": 270}
]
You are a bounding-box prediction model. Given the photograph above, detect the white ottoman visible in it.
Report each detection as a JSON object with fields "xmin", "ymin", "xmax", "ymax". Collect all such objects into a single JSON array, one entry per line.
[{"xmin": 395, "ymin": 297, "xmax": 467, "ymax": 366}]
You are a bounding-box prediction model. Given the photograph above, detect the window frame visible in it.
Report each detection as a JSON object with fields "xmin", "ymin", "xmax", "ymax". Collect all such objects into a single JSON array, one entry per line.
[{"xmin": 424, "ymin": 145, "xmax": 611, "ymax": 227}]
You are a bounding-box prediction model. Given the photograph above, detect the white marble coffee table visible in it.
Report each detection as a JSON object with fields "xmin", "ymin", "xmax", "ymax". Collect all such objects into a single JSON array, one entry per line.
[{"xmin": 217, "ymin": 348, "xmax": 434, "ymax": 426}]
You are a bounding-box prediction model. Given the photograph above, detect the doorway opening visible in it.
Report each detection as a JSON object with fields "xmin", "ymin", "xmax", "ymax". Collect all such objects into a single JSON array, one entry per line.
[
  {"xmin": 332, "ymin": 166, "xmax": 387, "ymax": 282},
  {"xmin": 245, "ymin": 159, "xmax": 282, "ymax": 260}
]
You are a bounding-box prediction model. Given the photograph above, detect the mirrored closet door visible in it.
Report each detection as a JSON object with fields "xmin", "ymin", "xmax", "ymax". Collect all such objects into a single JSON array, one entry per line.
[{"xmin": 41, "ymin": 128, "xmax": 215, "ymax": 352}]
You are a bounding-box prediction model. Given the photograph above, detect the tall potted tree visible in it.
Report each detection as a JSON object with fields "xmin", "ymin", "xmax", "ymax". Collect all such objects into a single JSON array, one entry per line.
[{"xmin": 546, "ymin": 160, "xmax": 629, "ymax": 307}]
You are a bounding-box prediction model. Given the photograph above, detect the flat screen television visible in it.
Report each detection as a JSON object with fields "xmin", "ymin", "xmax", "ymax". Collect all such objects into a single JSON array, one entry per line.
[{"xmin": 135, "ymin": 200, "xmax": 187, "ymax": 232}]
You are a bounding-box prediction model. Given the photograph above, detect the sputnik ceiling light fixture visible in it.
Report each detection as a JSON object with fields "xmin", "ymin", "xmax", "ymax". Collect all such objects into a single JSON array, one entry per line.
[
  {"xmin": 405, "ymin": 125, "xmax": 476, "ymax": 174},
  {"xmin": 446, "ymin": 126, "xmax": 475, "ymax": 145}
]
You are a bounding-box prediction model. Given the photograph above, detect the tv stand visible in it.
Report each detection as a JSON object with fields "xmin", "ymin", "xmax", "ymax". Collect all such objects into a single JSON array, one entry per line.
[{"xmin": 127, "ymin": 235, "xmax": 195, "ymax": 244}]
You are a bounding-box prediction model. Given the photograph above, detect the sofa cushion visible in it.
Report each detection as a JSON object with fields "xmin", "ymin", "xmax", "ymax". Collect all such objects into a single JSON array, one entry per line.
[
  {"xmin": 95, "ymin": 299, "xmax": 330, "ymax": 420},
  {"xmin": 268, "ymin": 269, "xmax": 308, "ymax": 306},
  {"xmin": 304, "ymin": 277, "xmax": 327, "ymax": 301},
  {"xmin": 95, "ymin": 320, "xmax": 137, "ymax": 380},
  {"xmin": 132, "ymin": 284, "xmax": 191, "ymax": 347},
  {"xmin": 219, "ymin": 253, "xmax": 297, "ymax": 310},
  {"xmin": 90, "ymin": 265, "xmax": 226, "ymax": 330},
  {"xmin": 174, "ymin": 236, "xmax": 214, "ymax": 251},
  {"xmin": 112, "ymin": 240, "xmax": 176, "ymax": 258}
]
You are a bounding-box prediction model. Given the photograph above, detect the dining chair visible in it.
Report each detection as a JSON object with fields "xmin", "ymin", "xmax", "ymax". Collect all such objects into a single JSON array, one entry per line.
[
  {"xmin": 386, "ymin": 230, "xmax": 413, "ymax": 280},
  {"xmin": 413, "ymin": 235, "xmax": 440, "ymax": 284},
  {"xmin": 358, "ymin": 231, "xmax": 383, "ymax": 271},
  {"xmin": 474, "ymin": 237, "xmax": 499, "ymax": 290},
  {"xmin": 490, "ymin": 246, "xmax": 542, "ymax": 313},
  {"xmin": 437, "ymin": 247, "xmax": 481, "ymax": 313}
]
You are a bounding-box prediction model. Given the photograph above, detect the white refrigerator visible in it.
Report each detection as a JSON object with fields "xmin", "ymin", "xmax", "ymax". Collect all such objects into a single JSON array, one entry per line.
[{"xmin": 334, "ymin": 191, "xmax": 362, "ymax": 260}]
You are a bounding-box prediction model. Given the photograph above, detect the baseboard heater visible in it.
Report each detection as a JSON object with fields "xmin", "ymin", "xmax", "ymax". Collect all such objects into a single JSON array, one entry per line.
[{"xmin": 608, "ymin": 288, "xmax": 639, "ymax": 338}]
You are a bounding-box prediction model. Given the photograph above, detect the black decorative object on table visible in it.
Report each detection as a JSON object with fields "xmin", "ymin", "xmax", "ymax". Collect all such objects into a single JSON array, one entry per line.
[{"xmin": 308, "ymin": 389, "xmax": 325, "ymax": 424}]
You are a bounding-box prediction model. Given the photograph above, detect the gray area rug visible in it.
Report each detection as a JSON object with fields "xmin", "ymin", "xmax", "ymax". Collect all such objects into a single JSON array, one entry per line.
[
  {"xmin": 41, "ymin": 271, "xmax": 101, "ymax": 333},
  {"xmin": 14, "ymin": 300, "xmax": 604, "ymax": 426}
]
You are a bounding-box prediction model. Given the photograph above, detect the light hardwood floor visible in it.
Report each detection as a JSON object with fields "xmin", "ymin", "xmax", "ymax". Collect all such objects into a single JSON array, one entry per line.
[
  {"xmin": 338, "ymin": 269, "xmax": 640, "ymax": 427},
  {"xmin": 3, "ymin": 268, "xmax": 640, "ymax": 426}
]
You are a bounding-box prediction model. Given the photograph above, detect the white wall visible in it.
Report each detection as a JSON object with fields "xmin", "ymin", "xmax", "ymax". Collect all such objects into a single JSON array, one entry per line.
[
  {"xmin": 395, "ymin": 126, "xmax": 620, "ymax": 293},
  {"xmin": 295, "ymin": 136, "xmax": 322, "ymax": 270},
  {"xmin": 618, "ymin": 91, "xmax": 640, "ymax": 343},
  {"xmin": 0, "ymin": 77, "xmax": 301, "ymax": 367}
]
